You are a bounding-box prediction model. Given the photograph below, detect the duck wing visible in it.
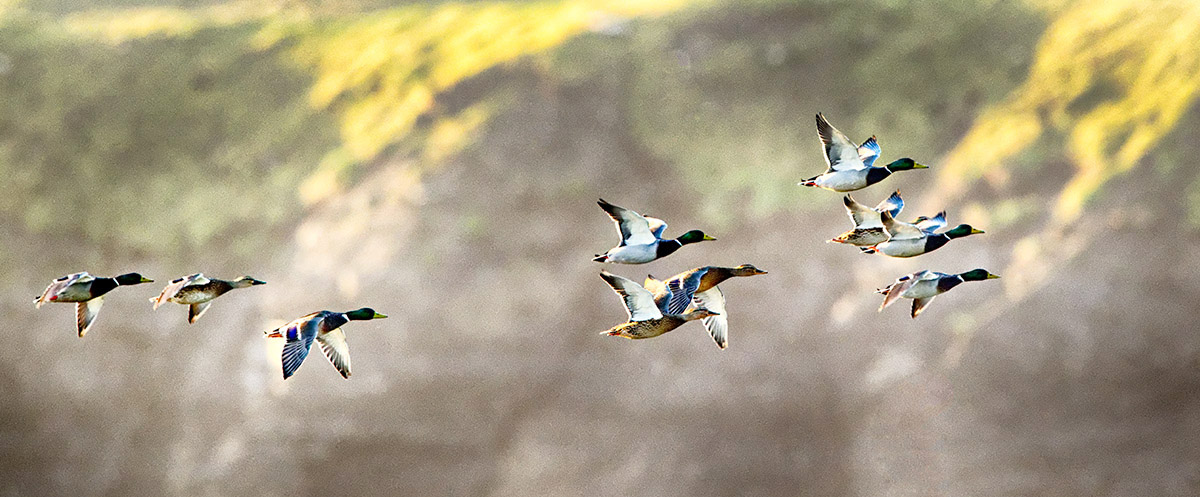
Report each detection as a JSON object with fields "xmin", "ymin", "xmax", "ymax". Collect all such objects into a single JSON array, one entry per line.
[
  {"xmin": 188, "ymin": 302, "xmax": 212, "ymax": 324},
  {"xmin": 600, "ymin": 271, "xmax": 662, "ymax": 322},
  {"xmin": 880, "ymin": 270, "xmax": 932, "ymax": 311},
  {"xmin": 644, "ymin": 216, "xmax": 668, "ymax": 239},
  {"xmin": 842, "ymin": 195, "xmax": 877, "ymax": 227},
  {"xmin": 666, "ymin": 268, "xmax": 707, "ymax": 315},
  {"xmin": 815, "ymin": 113, "xmax": 867, "ymax": 172},
  {"xmin": 36, "ymin": 272, "xmax": 92, "ymax": 307},
  {"xmin": 597, "ymin": 199, "xmax": 657, "ymax": 246},
  {"xmin": 75, "ymin": 297, "xmax": 103, "ymax": 337},
  {"xmin": 874, "ymin": 190, "xmax": 904, "ymax": 218},
  {"xmin": 858, "ymin": 136, "xmax": 882, "ymax": 168},
  {"xmin": 280, "ymin": 317, "xmax": 320, "ymax": 380},
  {"xmin": 911, "ymin": 296, "xmax": 936, "ymax": 318},
  {"xmin": 691, "ymin": 286, "xmax": 728, "ymax": 349},
  {"xmin": 151, "ymin": 273, "xmax": 209, "ymax": 309},
  {"xmin": 915, "ymin": 211, "xmax": 947, "ymax": 233},
  {"xmin": 643, "ymin": 274, "xmax": 670, "ymax": 314},
  {"xmin": 881, "ymin": 211, "xmax": 927, "ymax": 240},
  {"xmin": 317, "ymin": 329, "xmax": 352, "ymax": 379}
]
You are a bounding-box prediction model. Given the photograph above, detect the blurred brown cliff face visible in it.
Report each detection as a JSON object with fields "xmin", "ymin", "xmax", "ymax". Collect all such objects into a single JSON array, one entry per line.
[{"xmin": 2, "ymin": 1, "xmax": 1200, "ymax": 496}]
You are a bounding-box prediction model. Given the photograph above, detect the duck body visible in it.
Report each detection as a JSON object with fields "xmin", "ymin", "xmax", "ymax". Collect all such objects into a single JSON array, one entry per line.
[
  {"xmin": 35, "ymin": 272, "xmax": 154, "ymax": 337},
  {"xmin": 592, "ymin": 199, "xmax": 714, "ymax": 264},
  {"xmin": 645, "ymin": 264, "xmax": 767, "ymax": 349},
  {"xmin": 870, "ymin": 211, "xmax": 983, "ymax": 258},
  {"xmin": 797, "ymin": 113, "xmax": 927, "ymax": 192},
  {"xmin": 264, "ymin": 308, "xmax": 387, "ymax": 379},
  {"xmin": 877, "ymin": 269, "xmax": 1000, "ymax": 318},
  {"xmin": 151, "ymin": 274, "xmax": 266, "ymax": 324},
  {"xmin": 599, "ymin": 271, "xmax": 717, "ymax": 341}
]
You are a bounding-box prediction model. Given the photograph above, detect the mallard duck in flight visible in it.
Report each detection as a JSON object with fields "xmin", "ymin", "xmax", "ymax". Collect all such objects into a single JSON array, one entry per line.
[
  {"xmin": 868, "ymin": 210, "xmax": 984, "ymax": 257},
  {"xmin": 644, "ymin": 264, "xmax": 767, "ymax": 349},
  {"xmin": 877, "ymin": 269, "xmax": 1000, "ymax": 318},
  {"xmin": 34, "ymin": 272, "xmax": 153, "ymax": 337},
  {"xmin": 151, "ymin": 273, "xmax": 265, "ymax": 324},
  {"xmin": 798, "ymin": 113, "xmax": 927, "ymax": 192},
  {"xmin": 264, "ymin": 308, "xmax": 387, "ymax": 379},
  {"xmin": 599, "ymin": 271, "xmax": 718, "ymax": 341},
  {"xmin": 829, "ymin": 191, "xmax": 905, "ymax": 248},
  {"xmin": 593, "ymin": 199, "xmax": 715, "ymax": 264}
]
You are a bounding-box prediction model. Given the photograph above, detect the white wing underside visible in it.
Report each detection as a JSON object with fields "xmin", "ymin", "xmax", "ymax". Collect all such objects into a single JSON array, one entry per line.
[
  {"xmin": 691, "ymin": 286, "xmax": 729, "ymax": 349},
  {"xmin": 601, "ymin": 271, "xmax": 663, "ymax": 322},
  {"xmin": 317, "ymin": 329, "xmax": 353, "ymax": 379}
]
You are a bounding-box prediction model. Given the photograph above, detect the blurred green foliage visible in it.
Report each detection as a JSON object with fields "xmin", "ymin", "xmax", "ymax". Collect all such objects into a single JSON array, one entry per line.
[
  {"xmin": 2, "ymin": 0, "xmax": 1198, "ymax": 262},
  {"xmin": 0, "ymin": 14, "xmax": 338, "ymax": 258}
]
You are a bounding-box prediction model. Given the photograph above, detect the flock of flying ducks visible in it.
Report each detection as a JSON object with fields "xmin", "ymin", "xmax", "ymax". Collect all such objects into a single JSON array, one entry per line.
[
  {"xmin": 592, "ymin": 113, "xmax": 999, "ymax": 349},
  {"xmin": 33, "ymin": 113, "xmax": 997, "ymax": 379}
]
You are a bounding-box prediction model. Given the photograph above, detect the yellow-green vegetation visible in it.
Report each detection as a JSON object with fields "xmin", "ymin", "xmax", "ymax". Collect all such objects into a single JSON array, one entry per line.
[{"xmin": 941, "ymin": 0, "xmax": 1200, "ymax": 223}]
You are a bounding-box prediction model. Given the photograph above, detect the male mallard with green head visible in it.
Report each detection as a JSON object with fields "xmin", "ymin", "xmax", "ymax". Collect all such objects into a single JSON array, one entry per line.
[
  {"xmin": 798, "ymin": 113, "xmax": 927, "ymax": 192},
  {"xmin": 868, "ymin": 210, "xmax": 984, "ymax": 257},
  {"xmin": 151, "ymin": 273, "xmax": 266, "ymax": 324},
  {"xmin": 599, "ymin": 271, "xmax": 718, "ymax": 341},
  {"xmin": 35, "ymin": 272, "xmax": 154, "ymax": 337},
  {"xmin": 877, "ymin": 269, "xmax": 1000, "ymax": 318},
  {"xmin": 593, "ymin": 199, "xmax": 715, "ymax": 264},
  {"xmin": 644, "ymin": 264, "xmax": 768, "ymax": 349},
  {"xmin": 264, "ymin": 308, "xmax": 388, "ymax": 379}
]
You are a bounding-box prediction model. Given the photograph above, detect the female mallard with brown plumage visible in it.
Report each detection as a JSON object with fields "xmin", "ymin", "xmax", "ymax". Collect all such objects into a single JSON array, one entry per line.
[
  {"xmin": 150, "ymin": 273, "xmax": 266, "ymax": 324},
  {"xmin": 599, "ymin": 271, "xmax": 717, "ymax": 341},
  {"xmin": 644, "ymin": 264, "xmax": 767, "ymax": 349}
]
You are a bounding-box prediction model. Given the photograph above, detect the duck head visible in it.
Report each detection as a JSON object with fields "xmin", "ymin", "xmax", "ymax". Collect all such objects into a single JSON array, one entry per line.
[
  {"xmin": 233, "ymin": 276, "xmax": 267, "ymax": 288},
  {"xmin": 732, "ymin": 264, "xmax": 768, "ymax": 276},
  {"xmin": 884, "ymin": 158, "xmax": 928, "ymax": 172},
  {"xmin": 960, "ymin": 269, "xmax": 1000, "ymax": 281},
  {"xmin": 944, "ymin": 224, "xmax": 985, "ymax": 239},
  {"xmin": 345, "ymin": 307, "xmax": 388, "ymax": 320},
  {"xmin": 115, "ymin": 273, "xmax": 153, "ymax": 285},
  {"xmin": 677, "ymin": 230, "xmax": 716, "ymax": 245}
]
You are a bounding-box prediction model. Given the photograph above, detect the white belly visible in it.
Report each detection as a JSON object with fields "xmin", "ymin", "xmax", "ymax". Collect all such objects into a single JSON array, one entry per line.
[
  {"xmin": 900, "ymin": 280, "xmax": 941, "ymax": 299},
  {"xmin": 815, "ymin": 170, "xmax": 869, "ymax": 192},
  {"xmin": 605, "ymin": 244, "xmax": 658, "ymax": 264},
  {"xmin": 877, "ymin": 237, "xmax": 926, "ymax": 257}
]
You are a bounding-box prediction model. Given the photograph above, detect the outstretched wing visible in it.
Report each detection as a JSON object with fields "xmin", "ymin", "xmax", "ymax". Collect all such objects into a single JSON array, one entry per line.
[
  {"xmin": 188, "ymin": 302, "xmax": 212, "ymax": 324},
  {"xmin": 880, "ymin": 270, "xmax": 931, "ymax": 311},
  {"xmin": 600, "ymin": 271, "xmax": 662, "ymax": 322},
  {"xmin": 644, "ymin": 216, "xmax": 668, "ymax": 239},
  {"xmin": 881, "ymin": 211, "xmax": 927, "ymax": 240},
  {"xmin": 858, "ymin": 136, "xmax": 881, "ymax": 168},
  {"xmin": 317, "ymin": 329, "xmax": 352, "ymax": 379},
  {"xmin": 36, "ymin": 272, "xmax": 91, "ymax": 307},
  {"xmin": 597, "ymin": 199, "xmax": 656, "ymax": 246},
  {"xmin": 692, "ymin": 286, "xmax": 729, "ymax": 349},
  {"xmin": 151, "ymin": 273, "xmax": 209, "ymax": 309},
  {"xmin": 815, "ymin": 113, "xmax": 867, "ymax": 172},
  {"xmin": 75, "ymin": 297, "xmax": 103, "ymax": 337},
  {"xmin": 643, "ymin": 275, "xmax": 671, "ymax": 314},
  {"xmin": 842, "ymin": 195, "xmax": 877, "ymax": 227},
  {"xmin": 666, "ymin": 269, "xmax": 707, "ymax": 315},
  {"xmin": 874, "ymin": 190, "xmax": 904, "ymax": 218},
  {"xmin": 911, "ymin": 296, "xmax": 936, "ymax": 318},
  {"xmin": 915, "ymin": 211, "xmax": 947, "ymax": 233}
]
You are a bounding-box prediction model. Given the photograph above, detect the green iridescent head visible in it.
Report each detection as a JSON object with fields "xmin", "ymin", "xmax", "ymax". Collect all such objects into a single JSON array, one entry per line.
[
  {"xmin": 677, "ymin": 230, "xmax": 716, "ymax": 244},
  {"xmin": 115, "ymin": 273, "xmax": 153, "ymax": 285},
  {"xmin": 960, "ymin": 269, "xmax": 1000, "ymax": 281},
  {"xmin": 944, "ymin": 224, "xmax": 985, "ymax": 238},
  {"xmin": 884, "ymin": 158, "xmax": 928, "ymax": 172},
  {"xmin": 345, "ymin": 307, "xmax": 388, "ymax": 320}
]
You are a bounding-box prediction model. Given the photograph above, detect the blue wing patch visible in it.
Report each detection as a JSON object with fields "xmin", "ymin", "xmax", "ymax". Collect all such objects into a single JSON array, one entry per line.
[
  {"xmin": 282, "ymin": 335, "xmax": 314, "ymax": 379},
  {"xmin": 666, "ymin": 269, "xmax": 707, "ymax": 315},
  {"xmin": 858, "ymin": 136, "xmax": 881, "ymax": 168}
]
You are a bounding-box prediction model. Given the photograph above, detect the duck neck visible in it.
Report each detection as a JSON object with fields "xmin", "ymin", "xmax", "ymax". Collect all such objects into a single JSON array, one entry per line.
[
  {"xmin": 937, "ymin": 276, "xmax": 964, "ymax": 293},
  {"xmin": 90, "ymin": 278, "xmax": 119, "ymax": 296},
  {"xmin": 655, "ymin": 240, "xmax": 683, "ymax": 258}
]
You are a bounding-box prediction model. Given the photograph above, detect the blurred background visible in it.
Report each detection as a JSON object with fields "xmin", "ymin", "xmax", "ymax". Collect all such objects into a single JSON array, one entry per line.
[{"xmin": 2, "ymin": 0, "xmax": 1199, "ymax": 495}]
